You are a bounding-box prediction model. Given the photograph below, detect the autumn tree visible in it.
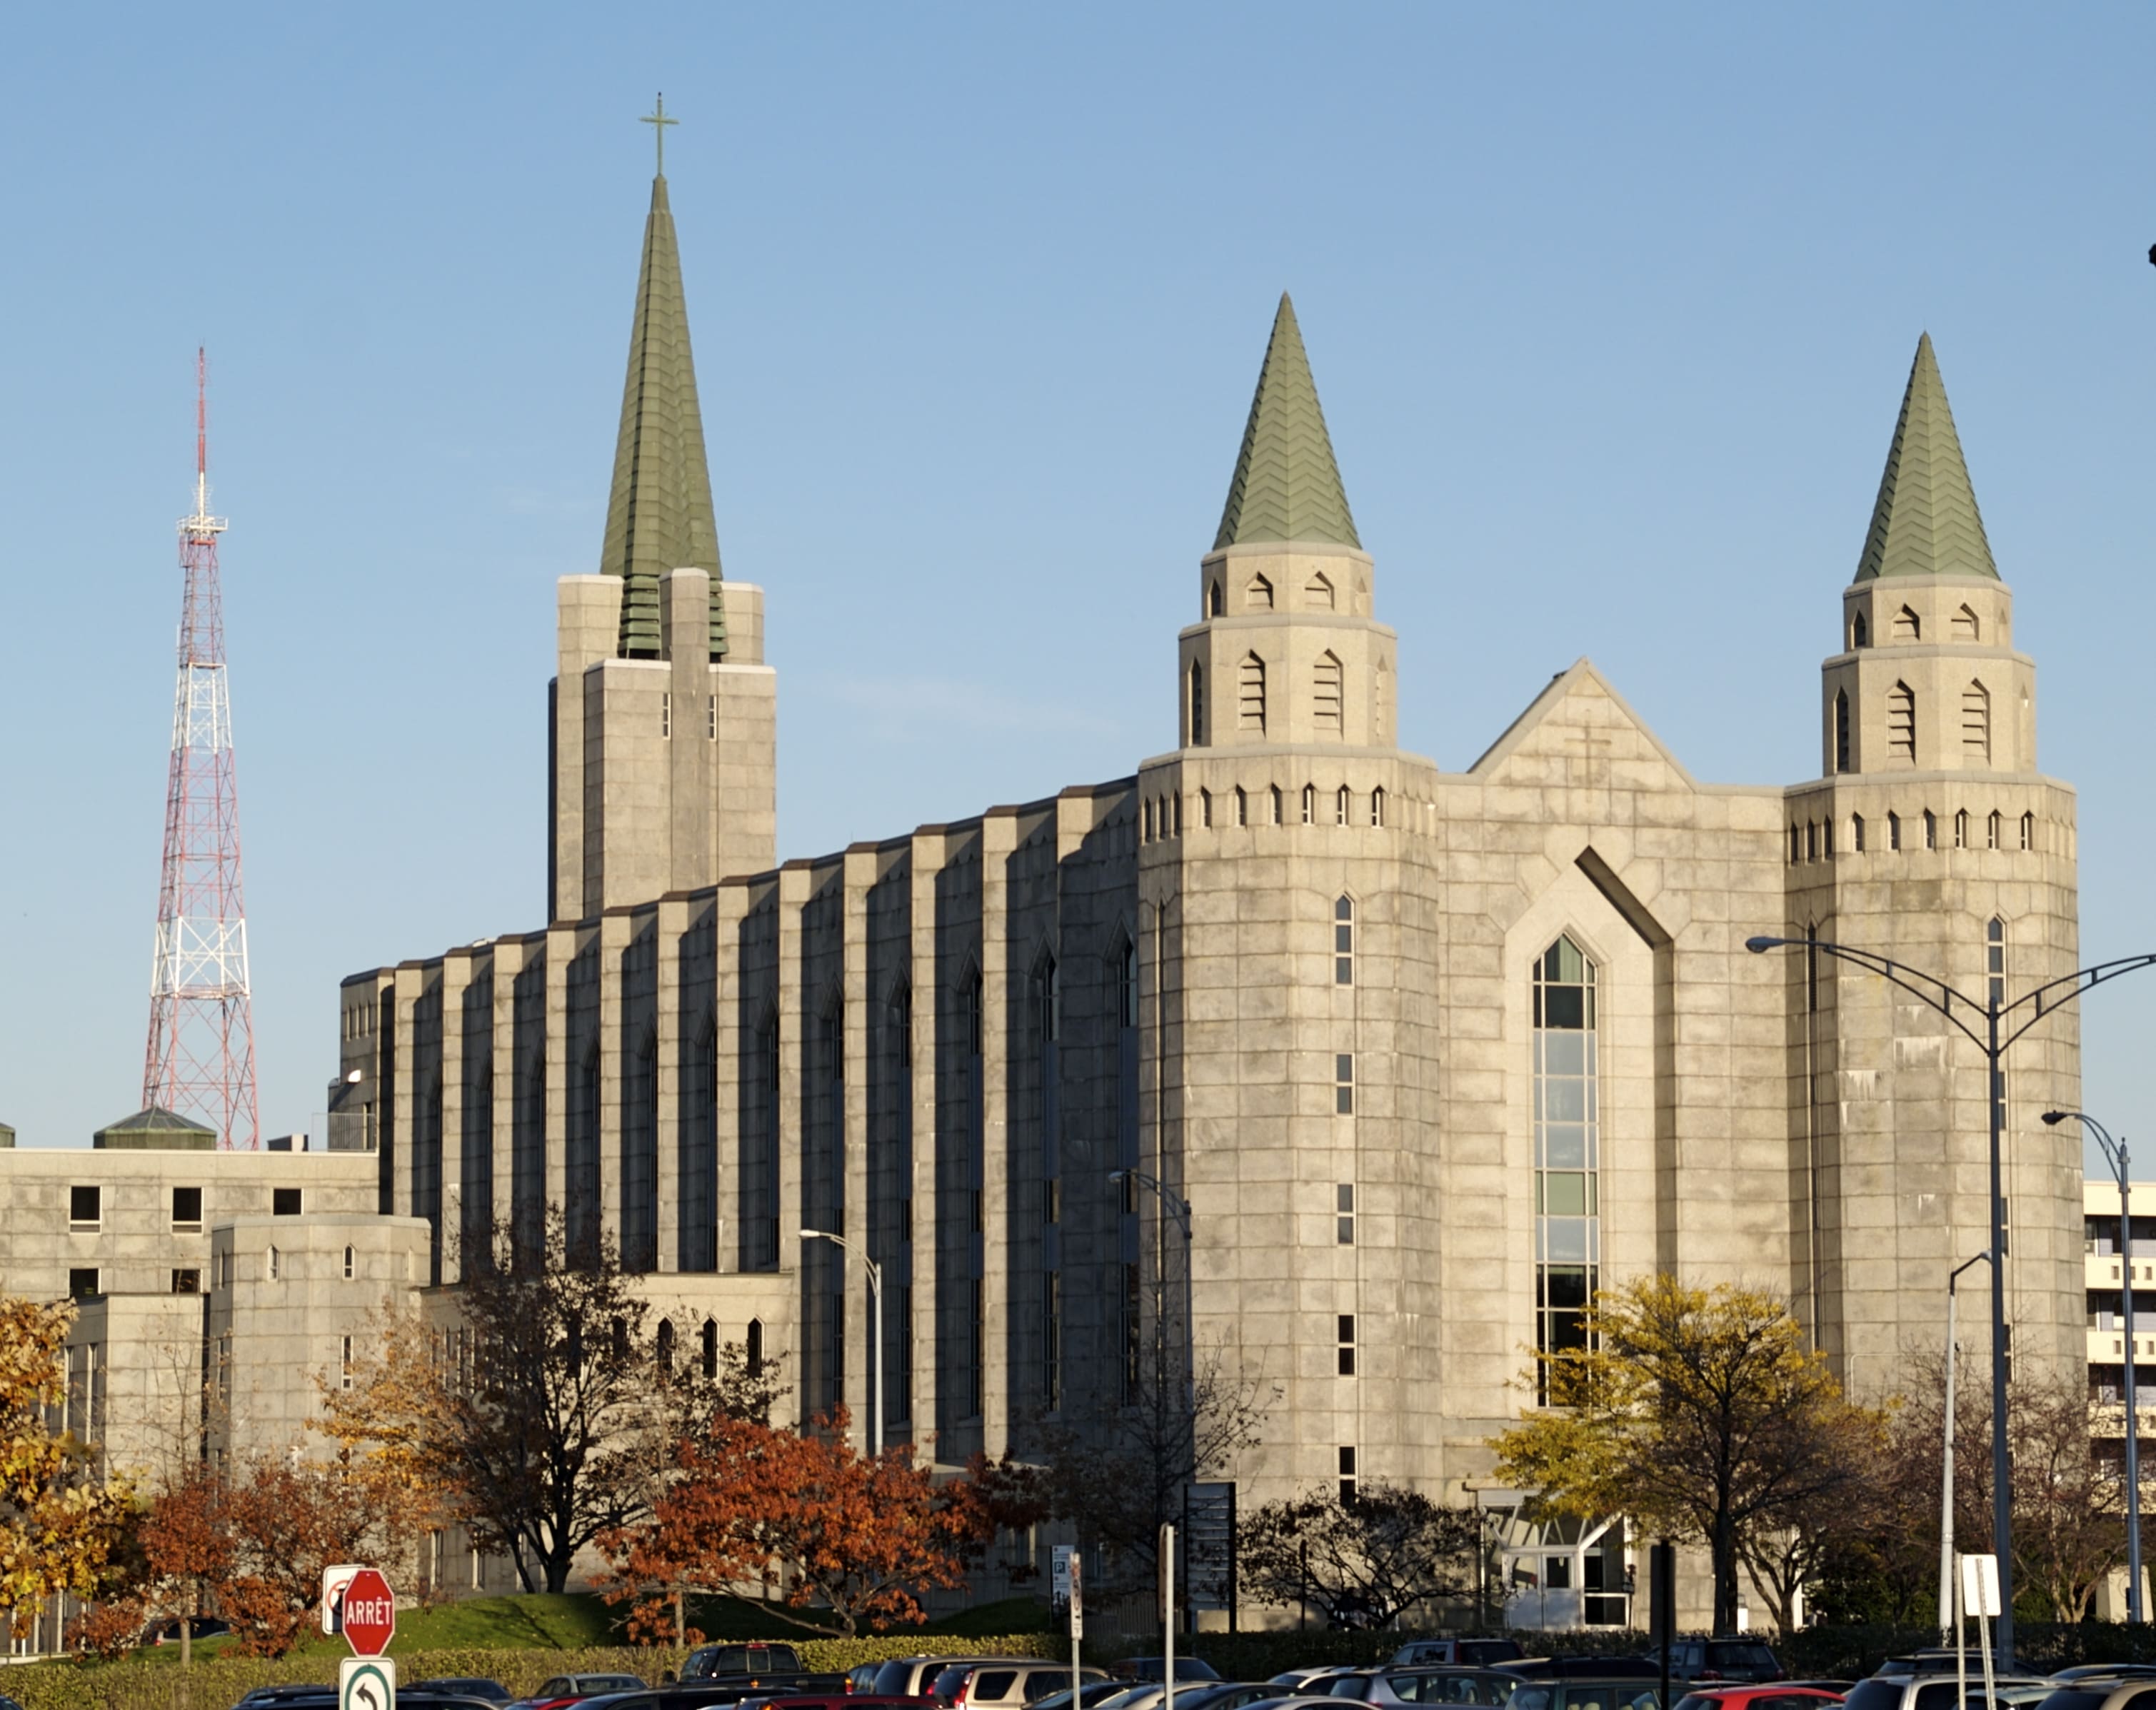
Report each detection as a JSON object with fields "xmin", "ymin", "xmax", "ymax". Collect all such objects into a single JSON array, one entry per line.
[
  {"xmin": 1239, "ymin": 1481, "xmax": 1481, "ymax": 1629},
  {"xmin": 600, "ymin": 1409, "xmax": 984, "ymax": 1636},
  {"xmin": 138, "ymin": 1467, "xmax": 236, "ymax": 1666},
  {"xmin": 0, "ymin": 1295, "xmax": 133, "ymax": 1637},
  {"xmin": 1488, "ymin": 1274, "xmax": 1883, "ymax": 1633},
  {"xmin": 319, "ymin": 1209, "xmax": 779, "ymax": 1594}
]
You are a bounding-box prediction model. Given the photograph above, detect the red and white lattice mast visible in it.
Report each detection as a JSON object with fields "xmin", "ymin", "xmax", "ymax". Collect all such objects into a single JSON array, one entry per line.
[{"xmin": 143, "ymin": 349, "xmax": 260, "ymax": 1149}]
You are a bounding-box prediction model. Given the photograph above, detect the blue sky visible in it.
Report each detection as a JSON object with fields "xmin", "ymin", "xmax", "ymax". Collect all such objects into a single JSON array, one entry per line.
[{"xmin": 4, "ymin": 4, "xmax": 2153, "ymax": 1174}]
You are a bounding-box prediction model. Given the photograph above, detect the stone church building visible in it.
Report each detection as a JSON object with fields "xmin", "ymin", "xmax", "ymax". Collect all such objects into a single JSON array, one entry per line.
[{"xmin": 332, "ymin": 166, "xmax": 2085, "ymax": 1620}]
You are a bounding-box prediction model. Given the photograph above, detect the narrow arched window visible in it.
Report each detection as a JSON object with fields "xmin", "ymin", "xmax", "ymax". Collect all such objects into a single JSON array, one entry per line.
[
  {"xmin": 1834, "ymin": 690, "xmax": 1851, "ymax": 774},
  {"xmin": 1269, "ymin": 784, "xmax": 1283, "ymax": 825},
  {"xmin": 1314, "ymin": 653, "xmax": 1344, "ymax": 735},
  {"xmin": 1370, "ymin": 787, "xmax": 1385, "ymax": 828},
  {"xmin": 1923, "ymin": 808, "xmax": 1937, "ymax": 850},
  {"xmin": 2020, "ymin": 811, "xmax": 2035, "ymax": 852},
  {"xmin": 1962, "ymin": 681, "xmax": 1990, "ymax": 762},
  {"xmin": 1955, "ymin": 808, "xmax": 1969, "ymax": 849},
  {"xmin": 1887, "ymin": 683, "xmax": 1915, "ymax": 762},
  {"xmin": 1533, "ymin": 935, "xmax": 1599, "ymax": 1398},
  {"xmin": 746, "ymin": 1318, "xmax": 764, "ymax": 1378},
  {"xmin": 1851, "ymin": 813, "xmax": 1865, "ymax": 853},
  {"xmin": 1208, "ymin": 580, "xmax": 1223, "ymax": 617},
  {"xmin": 1805, "ymin": 820, "xmax": 1817, "ymax": 862},
  {"xmin": 1335, "ymin": 784, "xmax": 1352, "ymax": 825},
  {"xmin": 1788, "ymin": 823, "xmax": 1800, "ymax": 865},
  {"xmin": 1234, "ymin": 785, "xmax": 1248, "ymax": 827},
  {"xmin": 1987, "ymin": 810, "xmax": 2002, "ymax": 850},
  {"xmin": 1852, "ymin": 610, "xmax": 1870, "ymax": 649},
  {"xmin": 1189, "ymin": 661, "xmax": 1205, "ymax": 745},
  {"xmin": 1143, "ymin": 798, "xmax": 1153, "ymax": 842},
  {"xmin": 343, "ymin": 1245, "xmax": 356, "ymax": 1279},
  {"xmin": 1301, "ymin": 784, "xmax": 1316, "ymax": 825},
  {"xmin": 1200, "ymin": 787, "xmax": 1213, "ymax": 828},
  {"xmin": 1987, "ymin": 916, "xmax": 2006, "ymax": 1007},
  {"xmin": 1888, "ymin": 810, "xmax": 1902, "ymax": 851},
  {"xmin": 701, "ymin": 1317, "xmax": 718, "ymax": 1380},
  {"xmin": 1239, "ymin": 653, "xmax": 1266, "ymax": 732},
  {"xmin": 1335, "ymin": 897, "xmax": 1355, "ymax": 986},
  {"xmin": 656, "ymin": 1319, "xmax": 676, "ymax": 1379}
]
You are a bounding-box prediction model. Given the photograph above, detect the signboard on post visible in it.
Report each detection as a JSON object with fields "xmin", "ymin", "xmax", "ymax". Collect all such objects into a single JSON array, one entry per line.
[
  {"xmin": 1051, "ymin": 1544, "xmax": 1075, "ymax": 1611},
  {"xmin": 340, "ymin": 1655, "xmax": 395, "ymax": 1710},
  {"xmin": 322, "ymin": 1564, "xmax": 364, "ymax": 1636},
  {"xmin": 1961, "ymin": 1552, "xmax": 2002, "ymax": 1617},
  {"xmin": 1068, "ymin": 1551, "xmax": 1084, "ymax": 1639},
  {"xmin": 339, "ymin": 1567, "xmax": 396, "ymax": 1658}
]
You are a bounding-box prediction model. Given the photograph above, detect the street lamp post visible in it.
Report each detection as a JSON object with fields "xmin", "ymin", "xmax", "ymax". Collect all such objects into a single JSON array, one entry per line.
[
  {"xmin": 1110, "ymin": 1168, "xmax": 1194, "ymax": 1630},
  {"xmin": 2044, "ymin": 1109, "xmax": 2140, "ymax": 1621},
  {"xmin": 1746, "ymin": 933, "xmax": 2156, "ymax": 1666},
  {"xmin": 1940, "ymin": 1249, "xmax": 1993, "ymax": 1644},
  {"xmin": 800, "ymin": 1227, "xmax": 882, "ymax": 1454}
]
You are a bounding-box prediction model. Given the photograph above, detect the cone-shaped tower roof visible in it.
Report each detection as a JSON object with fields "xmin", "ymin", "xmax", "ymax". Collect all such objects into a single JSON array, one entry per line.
[
  {"xmin": 600, "ymin": 173, "xmax": 726, "ymax": 658},
  {"xmin": 1214, "ymin": 294, "xmax": 1360, "ymax": 551},
  {"xmin": 1855, "ymin": 333, "xmax": 1998, "ymax": 583}
]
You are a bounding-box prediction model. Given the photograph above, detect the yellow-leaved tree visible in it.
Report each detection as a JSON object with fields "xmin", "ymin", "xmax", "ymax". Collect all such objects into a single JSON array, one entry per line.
[
  {"xmin": 1487, "ymin": 1274, "xmax": 1884, "ymax": 1632},
  {"xmin": 0, "ymin": 1294, "xmax": 134, "ymax": 1635}
]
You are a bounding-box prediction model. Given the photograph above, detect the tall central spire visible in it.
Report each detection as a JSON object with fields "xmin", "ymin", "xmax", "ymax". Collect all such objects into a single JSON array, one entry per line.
[
  {"xmin": 600, "ymin": 166, "xmax": 726, "ymax": 659},
  {"xmin": 1214, "ymin": 293, "xmax": 1360, "ymax": 550},
  {"xmin": 1855, "ymin": 332, "xmax": 1998, "ymax": 583}
]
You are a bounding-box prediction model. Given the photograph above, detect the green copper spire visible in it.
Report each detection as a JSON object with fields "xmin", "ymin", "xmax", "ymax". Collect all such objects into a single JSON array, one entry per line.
[
  {"xmin": 1855, "ymin": 333, "xmax": 1998, "ymax": 583},
  {"xmin": 1214, "ymin": 293, "xmax": 1360, "ymax": 551},
  {"xmin": 600, "ymin": 170, "xmax": 726, "ymax": 659}
]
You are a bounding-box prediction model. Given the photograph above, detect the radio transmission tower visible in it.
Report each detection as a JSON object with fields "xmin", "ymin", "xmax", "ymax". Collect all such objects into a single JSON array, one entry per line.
[{"xmin": 143, "ymin": 348, "xmax": 260, "ymax": 1149}]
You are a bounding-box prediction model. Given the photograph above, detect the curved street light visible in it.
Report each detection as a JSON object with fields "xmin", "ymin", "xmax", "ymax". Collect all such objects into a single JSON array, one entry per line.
[
  {"xmin": 2044, "ymin": 1109, "xmax": 2140, "ymax": 1621},
  {"xmin": 1746, "ymin": 934, "xmax": 2156, "ymax": 1664},
  {"xmin": 800, "ymin": 1227, "xmax": 883, "ymax": 1454}
]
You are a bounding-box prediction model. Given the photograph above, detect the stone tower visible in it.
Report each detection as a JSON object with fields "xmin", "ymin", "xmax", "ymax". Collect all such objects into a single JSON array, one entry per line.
[
  {"xmin": 1783, "ymin": 333, "xmax": 2082, "ymax": 1401},
  {"xmin": 548, "ymin": 171, "xmax": 776, "ymax": 922}
]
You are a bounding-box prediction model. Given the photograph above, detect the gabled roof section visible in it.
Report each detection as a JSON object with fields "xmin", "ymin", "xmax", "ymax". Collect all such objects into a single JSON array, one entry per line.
[
  {"xmin": 600, "ymin": 174, "xmax": 727, "ymax": 659},
  {"xmin": 1467, "ymin": 658, "xmax": 1700, "ymax": 791},
  {"xmin": 1855, "ymin": 333, "xmax": 1998, "ymax": 583},
  {"xmin": 1213, "ymin": 293, "xmax": 1361, "ymax": 551}
]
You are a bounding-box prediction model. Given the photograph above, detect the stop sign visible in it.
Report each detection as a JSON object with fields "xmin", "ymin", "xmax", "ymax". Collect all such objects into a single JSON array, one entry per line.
[{"xmin": 339, "ymin": 1567, "xmax": 396, "ymax": 1657}]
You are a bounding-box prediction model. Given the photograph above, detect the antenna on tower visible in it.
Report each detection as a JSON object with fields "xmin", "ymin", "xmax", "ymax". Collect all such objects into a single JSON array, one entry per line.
[{"xmin": 144, "ymin": 346, "xmax": 258, "ymax": 1148}]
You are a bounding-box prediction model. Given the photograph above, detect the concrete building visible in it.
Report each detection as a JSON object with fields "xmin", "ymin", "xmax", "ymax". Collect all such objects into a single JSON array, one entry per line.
[{"xmin": 325, "ymin": 161, "xmax": 2089, "ymax": 1629}]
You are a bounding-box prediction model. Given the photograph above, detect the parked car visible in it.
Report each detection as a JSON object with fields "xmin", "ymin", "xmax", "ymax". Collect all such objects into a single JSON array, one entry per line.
[
  {"xmin": 873, "ymin": 1663, "xmax": 977, "ymax": 1700},
  {"xmin": 2030, "ymin": 1681, "xmax": 2156, "ymax": 1710},
  {"xmin": 749, "ymin": 1697, "xmax": 935, "ymax": 1710},
  {"xmin": 1643, "ymin": 1645, "xmax": 1785, "ymax": 1687},
  {"xmin": 931, "ymin": 1665, "xmax": 1110, "ymax": 1710},
  {"xmin": 1840, "ymin": 1678, "xmax": 2048, "ymax": 1710},
  {"xmin": 510, "ymin": 1676, "xmax": 651, "ymax": 1710},
  {"xmin": 1503, "ymin": 1681, "xmax": 1664, "ymax": 1710},
  {"xmin": 1874, "ymin": 1661, "xmax": 1992, "ymax": 1683},
  {"xmin": 2046, "ymin": 1676, "xmax": 2156, "ymax": 1689},
  {"xmin": 1026, "ymin": 1684, "xmax": 1140, "ymax": 1710},
  {"xmin": 1325, "ymin": 1669, "xmax": 1516, "ymax": 1706},
  {"xmin": 1673, "ymin": 1691, "xmax": 1842, "ymax": 1710},
  {"xmin": 682, "ymin": 1650, "xmax": 808, "ymax": 1684},
  {"xmin": 146, "ymin": 1615, "xmax": 231, "ymax": 1646},
  {"xmin": 1, "ymin": 1693, "xmax": 24, "ymax": 1710},
  {"xmin": 1500, "ymin": 1666, "xmax": 1661, "ymax": 1685},
  {"xmin": 1957, "ymin": 1689, "xmax": 2051, "ymax": 1710},
  {"xmin": 614, "ymin": 1689, "xmax": 846, "ymax": 1710},
  {"xmin": 1274, "ymin": 1677, "xmax": 1360, "ymax": 1695},
  {"xmin": 408, "ymin": 1684, "xmax": 512, "ymax": 1706},
  {"xmin": 1394, "ymin": 1648, "xmax": 1528, "ymax": 1673},
  {"xmin": 1109, "ymin": 1665, "xmax": 1225, "ymax": 1686},
  {"xmin": 1088, "ymin": 1683, "xmax": 1251, "ymax": 1710}
]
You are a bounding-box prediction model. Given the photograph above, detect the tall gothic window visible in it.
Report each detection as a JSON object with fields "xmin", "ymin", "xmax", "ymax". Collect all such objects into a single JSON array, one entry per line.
[
  {"xmin": 623, "ymin": 1027, "xmax": 658, "ymax": 1274},
  {"xmin": 1962, "ymin": 681, "xmax": 1990, "ymax": 762},
  {"xmin": 1239, "ymin": 653, "xmax": 1266, "ymax": 732},
  {"xmin": 1533, "ymin": 935, "xmax": 1599, "ymax": 1399},
  {"xmin": 1188, "ymin": 662, "xmax": 1205, "ymax": 745},
  {"xmin": 1887, "ymin": 683, "xmax": 1916, "ymax": 763},
  {"xmin": 1834, "ymin": 690, "xmax": 1850, "ymax": 774},
  {"xmin": 1314, "ymin": 653, "xmax": 1343, "ymax": 735}
]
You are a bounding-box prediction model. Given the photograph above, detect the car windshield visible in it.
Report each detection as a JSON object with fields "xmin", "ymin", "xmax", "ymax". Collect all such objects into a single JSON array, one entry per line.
[{"xmin": 1840, "ymin": 1686, "xmax": 1905, "ymax": 1710}]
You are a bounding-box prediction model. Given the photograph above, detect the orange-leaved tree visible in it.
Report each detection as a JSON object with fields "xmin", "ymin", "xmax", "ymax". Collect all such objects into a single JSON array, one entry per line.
[
  {"xmin": 139, "ymin": 1466, "xmax": 239, "ymax": 1666},
  {"xmin": 601, "ymin": 1409, "xmax": 987, "ymax": 1636},
  {"xmin": 210, "ymin": 1457, "xmax": 401, "ymax": 1656},
  {"xmin": 0, "ymin": 1294, "xmax": 133, "ymax": 1636}
]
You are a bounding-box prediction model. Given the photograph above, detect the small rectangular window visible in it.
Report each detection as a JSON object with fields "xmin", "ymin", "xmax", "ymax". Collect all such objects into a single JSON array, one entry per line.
[
  {"xmin": 1339, "ymin": 1444, "xmax": 1358, "ymax": 1504},
  {"xmin": 344, "ymin": 1245, "xmax": 356, "ymax": 1279},
  {"xmin": 172, "ymin": 1186, "xmax": 203, "ymax": 1229},
  {"xmin": 341, "ymin": 1335, "xmax": 355, "ymax": 1390},
  {"xmin": 1337, "ymin": 1182, "xmax": 1355, "ymax": 1244},
  {"xmin": 706, "ymin": 694, "xmax": 717, "ymax": 739},
  {"xmin": 69, "ymin": 1185, "xmax": 101, "ymax": 1227},
  {"xmin": 171, "ymin": 1269, "xmax": 200, "ymax": 1294},
  {"xmin": 272, "ymin": 1187, "xmax": 302, "ymax": 1217},
  {"xmin": 1338, "ymin": 1313, "xmax": 1356, "ymax": 1377},
  {"xmin": 661, "ymin": 690, "xmax": 671, "ymax": 738},
  {"xmin": 69, "ymin": 1268, "xmax": 99, "ymax": 1299},
  {"xmin": 1335, "ymin": 1052, "xmax": 1354, "ymax": 1115}
]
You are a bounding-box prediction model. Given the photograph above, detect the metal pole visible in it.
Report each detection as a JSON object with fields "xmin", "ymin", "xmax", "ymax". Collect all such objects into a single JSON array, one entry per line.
[
  {"xmin": 1987, "ymin": 1005, "xmax": 2015, "ymax": 1666},
  {"xmin": 2125, "ymin": 1143, "xmax": 2142, "ymax": 1621},
  {"xmin": 869, "ymin": 1254, "xmax": 883, "ymax": 1457},
  {"xmin": 1940, "ymin": 1277, "xmax": 1958, "ymax": 1646}
]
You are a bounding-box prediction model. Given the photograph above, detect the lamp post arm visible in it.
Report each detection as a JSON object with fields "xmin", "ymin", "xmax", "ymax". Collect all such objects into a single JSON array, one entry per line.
[
  {"xmin": 1750, "ymin": 936, "xmax": 1990, "ymax": 1049},
  {"xmin": 1997, "ymin": 953, "xmax": 2156, "ymax": 1048}
]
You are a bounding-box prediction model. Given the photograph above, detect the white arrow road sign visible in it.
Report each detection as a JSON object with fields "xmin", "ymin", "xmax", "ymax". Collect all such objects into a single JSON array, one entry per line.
[{"xmin": 341, "ymin": 1654, "xmax": 395, "ymax": 1710}]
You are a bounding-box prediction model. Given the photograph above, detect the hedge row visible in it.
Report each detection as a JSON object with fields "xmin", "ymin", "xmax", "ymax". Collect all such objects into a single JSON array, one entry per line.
[{"xmin": 0, "ymin": 1639, "xmax": 1063, "ymax": 1710}]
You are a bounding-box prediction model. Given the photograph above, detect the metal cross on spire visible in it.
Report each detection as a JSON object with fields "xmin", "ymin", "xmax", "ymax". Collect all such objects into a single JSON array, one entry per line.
[{"xmin": 641, "ymin": 92, "xmax": 678, "ymax": 175}]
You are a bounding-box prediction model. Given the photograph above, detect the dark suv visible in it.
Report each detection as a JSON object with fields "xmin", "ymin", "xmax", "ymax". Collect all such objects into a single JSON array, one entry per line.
[{"xmin": 1646, "ymin": 1645, "xmax": 1783, "ymax": 1686}]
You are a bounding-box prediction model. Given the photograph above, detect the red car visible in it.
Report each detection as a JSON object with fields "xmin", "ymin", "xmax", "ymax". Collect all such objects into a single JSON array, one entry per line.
[{"xmin": 1674, "ymin": 1689, "xmax": 1844, "ymax": 1710}]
